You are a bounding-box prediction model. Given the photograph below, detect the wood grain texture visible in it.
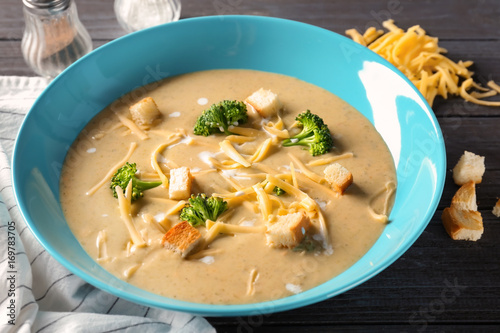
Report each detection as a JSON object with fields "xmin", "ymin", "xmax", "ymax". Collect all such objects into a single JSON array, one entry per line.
[
  {"xmin": 2, "ymin": 0, "xmax": 500, "ymax": 40},
  {"xmin": 215, "ymin": 326, "xmax": 500, "ymax": 333},
  {"xmin": 1, "ymin": 0, "xmax": 499, "ymax": 331}
]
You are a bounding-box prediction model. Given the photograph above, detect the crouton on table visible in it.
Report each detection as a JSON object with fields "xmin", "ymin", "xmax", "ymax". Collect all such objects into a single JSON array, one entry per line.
[
  {"xmin": 324, "ymin": 163, "xmax": 353, "ymax": 194},
  {"xmin": 451, "ymin": 181, "xmax": 477, "ymax": 211},
  {"xmin": 169, "ymin": 167, "xmax": 192, "ymax": 200},
  {"xmin": 266, "ymin": 212, "xmax": 311, "ymax": 248},
  {"xmin": 129, "ymin": 97, "xmax": 161, "ymax": 126},
  {"xmin": 245, "ymin": 88, "xmax": 282, "ymax": 118},
  {"xmin": 442, "ymin": 206, "xmax": 483, "ymax": 241},
  {"xmin": 452, "ymin": 151, "xmax": 485, "ymax": 185},
  {"xmin": 493, "ymin": 199, "xmax": 500, "ymax": 218},
  {"xmin": 161, "ymin": 221, "xmax": 201, "ymax": 258}
]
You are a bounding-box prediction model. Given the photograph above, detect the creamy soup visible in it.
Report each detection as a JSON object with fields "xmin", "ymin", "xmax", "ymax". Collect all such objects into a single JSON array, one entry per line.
[{"xmin": 60, "ymin": 69, "xmax": 396, "ymax": 304}]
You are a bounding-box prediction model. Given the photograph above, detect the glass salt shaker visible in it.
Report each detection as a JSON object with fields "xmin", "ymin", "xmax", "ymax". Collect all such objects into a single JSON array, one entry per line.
[
  {"xmin": 114, "ymin": 0, "xmax": 181, "ymax": 33},
  {"xmin": 22, "ymin": 0, "xmax": 92, "ymax": 78}
]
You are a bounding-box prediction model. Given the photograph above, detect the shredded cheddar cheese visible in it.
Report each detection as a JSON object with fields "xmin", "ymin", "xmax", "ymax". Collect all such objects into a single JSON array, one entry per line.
[
  {"xmin": 253, "ymin": 184, "xmax": 272, "ymax": 220},
  {"xmin": 306, "ymin": 152, "xmax": 354, "ymax": 167},
  {"xmin": 249, "ymin": 138, "xmax": 273, "ymax": 163},
  {"xmin": 219, "ymin": 140, "xmax": 251, "ymax": 167},
  {"xmin": 116, "ymin": 183, "xmax": 146, "ymax": 247},
  {"xmin": 288, "ymin": 153, "xmax": 324, "ymax": 184},
  {"xmin": 165, "ymin": 200, "xmax": 187, "ymax": 216},
  {"xmin": 346, "ymin": 19, "xmax": 500, "ymax": 107},
  {"xmin": 202, "ymin": 221, "xmax": 266, "ymax": 248},
  {"xmin": 218, "ymin": 171, "xmax": 244, "ymax": 191},
  {"xmin": 246, "ymin": 268, "xmax": 259, "ymax": 296},
  {"xmin": 290, "ymin": 162, "xmax": 298, "ymax": 188},
  {"xmin": 114, "ymin": 112, "xmax": 149, "ymax": 140}
]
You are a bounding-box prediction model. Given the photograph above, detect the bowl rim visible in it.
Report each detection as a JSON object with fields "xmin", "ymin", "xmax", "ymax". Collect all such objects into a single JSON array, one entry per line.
[{"xmin": 12, "ymin": 14, "xmax": 446, "ymax": 316}]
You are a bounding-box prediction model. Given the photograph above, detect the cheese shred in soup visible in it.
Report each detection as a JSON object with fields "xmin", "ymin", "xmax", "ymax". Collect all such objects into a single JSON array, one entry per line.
[{"xmin": 60, "ymin": 69, "xmax": 397, "ymax": 304}]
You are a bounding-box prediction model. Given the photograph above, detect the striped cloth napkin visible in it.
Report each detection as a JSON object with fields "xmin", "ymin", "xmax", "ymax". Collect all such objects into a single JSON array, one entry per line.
[{"xmin": 0, "ymin": 76, "xmax": 215, "ymax": 333}]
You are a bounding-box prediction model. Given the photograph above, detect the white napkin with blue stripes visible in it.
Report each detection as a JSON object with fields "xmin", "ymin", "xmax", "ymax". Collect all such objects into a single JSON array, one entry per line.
[{"xmin": 0, "ymin": 76, "xmax": 215, "ymax": 333}]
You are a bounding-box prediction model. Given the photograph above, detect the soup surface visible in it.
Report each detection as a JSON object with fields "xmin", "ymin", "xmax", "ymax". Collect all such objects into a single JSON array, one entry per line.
[{"xmin": 60, "ymin": 69, "xmax": 396, "ymax": 304}]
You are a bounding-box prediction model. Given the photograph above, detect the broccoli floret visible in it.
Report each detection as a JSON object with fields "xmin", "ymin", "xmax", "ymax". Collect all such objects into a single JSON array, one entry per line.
[
  {"xmin": 179, "ymin": 194, "xmax": 229, "ymax": 227},
  {"xmin": 110, "ymin": 162, "xmax": 161, "ymax": 202},
  {"xmin": 193, "ymin": 100, "xmax": 249, "ymax": 136},
  {"xmin": 299, "ymin": 125, "xmax": 334, "ymax": 156},
  {"xmin": 291, "ymin": 110, "xmax": 325, "ymax": 140},
  {"xmin": 273, "ymin": 186, "xmax": 286, "ymax": 196},
  {"xmin": 282, "ymin": 110, "xmax": 334, "ymax": 156}
]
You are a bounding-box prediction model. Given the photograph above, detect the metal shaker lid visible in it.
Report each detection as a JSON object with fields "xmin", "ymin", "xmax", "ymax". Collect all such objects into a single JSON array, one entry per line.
[{"xmin": 22, "ymin": 0, "xmax": 70, "ymax": 10}]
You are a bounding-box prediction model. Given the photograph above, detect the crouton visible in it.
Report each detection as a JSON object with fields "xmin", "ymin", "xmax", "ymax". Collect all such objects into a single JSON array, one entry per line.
[
  {"xmin": 324, "ymin": 163, "xmax": 353, "ymax": 194},
  {"xmin": 266, "ymin": 212, "xmax": 311, "ymax": 248},
  {"xmin": 129, "ymin": 97, "xmax": 161, "ymax": 126},
  {"xmin": 245, "ymin": 88, "xmax": 282, "ymax": 118},
  {"xmin": 169, "ymin": 167, "xmax": 192, "ymax": 200},
  {"xmin": 161, "ymin": 221, "xmax": 201, "ymax": 258},
  {"xmin": 451, "ymin": 181, "xmax": 477, "ymax": 211},
  {"xmin": 493, "ymin": 199, "xmax": 500, "ymax": 218},
  {"xmin": 452, "ymin": 151, "xmax": 485, "ymax": 185},
  {"xmin": 442, "ymin": 206, "xmax": 483, "ymax": 241}
]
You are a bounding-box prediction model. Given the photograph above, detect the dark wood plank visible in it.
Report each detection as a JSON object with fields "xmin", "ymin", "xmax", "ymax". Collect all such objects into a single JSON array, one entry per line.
[
  {"xmin": 0, "ymin": 0, "xmax": 124, "ymax": 41},
  {"xmin": 439, "ymin": 117, "xmax": 500, "ymax": 170},
  {"xmin": 0, "ymin": 0, "xmax": 23, "ymax": 40},
  {"xmin": 0, "ymin": 39, "xmax": 25, "ymax": 75},
  {"xmin": 213, "ymin": 325, "xmax": 500, "ymax": 333},
  {"xmin": 2, "ymin": 0, "xmax": 500, "ymax": 41}
]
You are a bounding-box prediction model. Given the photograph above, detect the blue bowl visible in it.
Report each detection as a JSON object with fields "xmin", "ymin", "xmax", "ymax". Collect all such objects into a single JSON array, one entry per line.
[{"xmin": 12, "ymin": 16, "xmax": 445, "ymax": 316}]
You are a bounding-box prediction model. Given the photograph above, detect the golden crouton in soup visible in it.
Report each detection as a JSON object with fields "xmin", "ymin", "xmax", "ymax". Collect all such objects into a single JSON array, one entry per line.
[
  {"xmin": 245, "ymin": 88, "xmax": 282, "ymax": 118},
  {"xmin": 324, "ymin": 163, "xmax": 353, "ymax": 194},
  {"xmin": 129, "ymin": 97, "xmax": 161, "ymax": 126},
  {"xmin": 162, "ymin": 221, "xmax": 202, "ymax": 258},
  {"xmin": 266, "ymin": 212, "xmax": 311, "ymax": 248},
  {"xmin": 169, "ymin": 167, "xmax": 192, "ymax": 200}
]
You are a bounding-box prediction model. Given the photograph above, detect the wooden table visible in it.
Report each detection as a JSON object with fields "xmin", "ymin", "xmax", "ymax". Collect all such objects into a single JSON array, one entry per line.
[{"xmin": 2, "ymin": 0, "xmax": 499, "ymax": 331}]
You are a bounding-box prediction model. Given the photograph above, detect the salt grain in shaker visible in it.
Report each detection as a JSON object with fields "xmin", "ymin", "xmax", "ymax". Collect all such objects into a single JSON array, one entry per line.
[
  {"xmin": 114, "ymin": 0, "xmax": 181, "ymax": 33},
  {"xmin": 22, "ymin": 0, "xmax": 92, "ymax": 78}
]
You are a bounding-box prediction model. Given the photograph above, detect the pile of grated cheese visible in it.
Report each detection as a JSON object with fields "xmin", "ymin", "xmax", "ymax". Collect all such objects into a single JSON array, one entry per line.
[{"xmin": 346, "ymin": 19, "xmax": 500, "ymax": 107}]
